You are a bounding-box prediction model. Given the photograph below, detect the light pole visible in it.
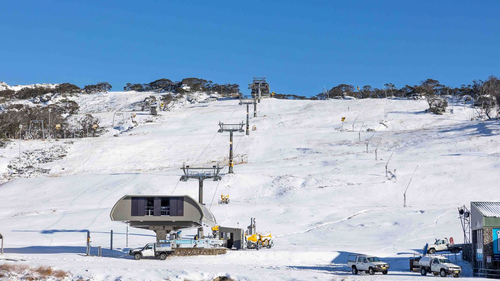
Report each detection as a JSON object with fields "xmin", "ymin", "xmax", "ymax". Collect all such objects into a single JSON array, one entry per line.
[
  {"xmin": 48, "ymin": 108, "xmax": 52, "ymax": 139},
  {"xmin": 18, "ymin": 124, "xmax": 22, "ymax": 158}
]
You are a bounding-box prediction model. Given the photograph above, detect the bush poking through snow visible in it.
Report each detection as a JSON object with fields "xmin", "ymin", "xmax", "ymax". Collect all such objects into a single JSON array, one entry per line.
[
  {"xmin": 0, "ymin": 263, "xmax": 69, "ymax": 280},
  {"xmin": 4, "ymin": 145, "xmax": 68, "ymax": 179}
]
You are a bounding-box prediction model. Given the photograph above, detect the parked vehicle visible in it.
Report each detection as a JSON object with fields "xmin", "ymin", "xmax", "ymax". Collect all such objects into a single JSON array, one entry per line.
[
  {"xmin": 427, "ymin": 238, "xmax": 462, "ymax": 254},
  {"xmin": 418, "ymin": 255, "xmax": 461, "ymax": 278},
  {"xmin": 347, "ymin": 254, "xmax": 390, "ymax": 275},
  {"xmin": 129, "ymin": 242, "xmax": 174, "ymax": 260}
]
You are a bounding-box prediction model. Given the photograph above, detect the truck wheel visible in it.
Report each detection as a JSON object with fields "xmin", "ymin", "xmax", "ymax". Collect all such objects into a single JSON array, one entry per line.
[
  {"xmin": 352, "ymin": 266, "xmax": 358, "ymax": 275},
  {"xmin": 383, "ymin": 271, "xmax": 388, "ymax": 275},
  {"xmin": 134, "ymin": 253, "xmax": 142, "ymax": 260},
  {"xmin": 420, "ymin": 267, "xmax": 427, "ymax": 276},
  {"xmin": 429, "ymin": 248, "xmax": 436, "ymax": 254},
  {"xmin": 368, "ymin": 267, "xmax": 375, "ymax": 275},
  {"xmin": 440, "ymin": 269, "xmax": 447, "ymax": 277},
  {"xmin": 159, "ymin": 253, "xmax": 167, "ymax": 260}
]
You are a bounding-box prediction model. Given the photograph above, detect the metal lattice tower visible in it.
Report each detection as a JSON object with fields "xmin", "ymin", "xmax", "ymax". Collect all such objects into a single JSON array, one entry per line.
[
  {"xmin": 458, "ymin": 205, "xmax": 471, "ymax": 244},
  {"xmin": 180, "ymin": 164, "xmax": 222, "ymax": 239},
  {"xmin": 239, "ymin": 98, "xmax": 255, "ymax": 135},
  {"xmin": 218, "ymin": 121, "xmax": 244, "ymax": 174}
]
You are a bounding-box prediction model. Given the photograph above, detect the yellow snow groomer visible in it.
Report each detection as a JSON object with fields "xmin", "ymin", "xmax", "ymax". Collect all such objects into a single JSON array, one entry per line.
[{"xmin": 219, "ymin": 194, "xmax": 230, "ymax": 204}]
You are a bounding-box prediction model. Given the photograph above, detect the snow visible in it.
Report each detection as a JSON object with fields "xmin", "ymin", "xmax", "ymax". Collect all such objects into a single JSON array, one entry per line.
[{"xmin": 0, "ymin": 96, "xmax": 498, "ymax": 280}]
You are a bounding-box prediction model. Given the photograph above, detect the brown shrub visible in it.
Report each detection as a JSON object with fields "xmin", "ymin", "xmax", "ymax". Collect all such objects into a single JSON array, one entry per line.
[{"xmin": 35, "ymin": 265, "xmax": 53, "ymax": 276}]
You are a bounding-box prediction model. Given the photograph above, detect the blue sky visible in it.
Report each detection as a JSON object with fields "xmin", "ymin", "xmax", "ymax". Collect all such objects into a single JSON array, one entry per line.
[{"xmin": 0, "ymin": 1, "xmax": 499, "ymax": 96}]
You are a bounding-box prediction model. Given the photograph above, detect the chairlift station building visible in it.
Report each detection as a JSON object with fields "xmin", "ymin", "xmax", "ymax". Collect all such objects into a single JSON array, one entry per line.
[
  {"xmin": 110, "ymin": 195, "xmax": 217, "ymax": 241},
  {"xmin": 471, "ymin": 202, "xmax": 500, "ymax": 275}
]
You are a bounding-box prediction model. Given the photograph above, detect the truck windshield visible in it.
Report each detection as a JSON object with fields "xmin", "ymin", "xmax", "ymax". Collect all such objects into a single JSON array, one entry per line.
[
  {"xmin": 367, "ymin": 257, "xmax": 380, "ymax": 262},
  {"xmin": 439, "ymin": 258, "xmax": 451, "ymax": 263}
]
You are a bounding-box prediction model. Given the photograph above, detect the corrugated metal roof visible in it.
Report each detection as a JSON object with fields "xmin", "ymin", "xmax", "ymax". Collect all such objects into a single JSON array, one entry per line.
[{"xmin": 472, "ymin": 202, "xmax": 500, "ymax": 218}]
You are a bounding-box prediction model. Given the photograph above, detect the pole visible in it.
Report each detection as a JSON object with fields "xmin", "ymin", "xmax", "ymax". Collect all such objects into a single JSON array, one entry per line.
[
  {"xmin": 126, "ymin": 225, "xmax": 129, "ymax": 247},
  {"xmin": 86, "ymin": 230, "xmax": 91, "ymax": 256},
  {"xmin": 229, "ymin": 131, "xmax": 234, "ymax": 174},
  {"xmin": 198, "ymin": 178, "xmax": 204, "ymax": 204},
  {"xmin": 246, "ymin": 104, "xmax": 250, "ymax": 135},
  {"xmin": 18, "ymin": 129, "xmax": 21, "ymax": 158},
  {"xmin": 404, "ymin": 165, "xmax": 419, "ymax": 207},
  {"xmin": 110, "ymin": 230, "xmax": 113, "ymax": 250},
  {"xmin": 258, "ymin": 83, "xmax": 261, "ymax": 103},
  {"xmin": 253, "ymin": 99, "xmax": 257, "ymax": 117},
  {"xmin": 385, "ymin": 152, "xmax": 394, "ymax": 177}
]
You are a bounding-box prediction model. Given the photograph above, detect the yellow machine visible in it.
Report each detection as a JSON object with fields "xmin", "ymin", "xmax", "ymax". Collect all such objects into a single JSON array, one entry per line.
[
  {"xmin": 259, "ymin": 233, "xmax": 274, "ymax": 249},
  {"xmin": 211, "ymin": 225, "xmax": 220, "ymax": 238},
  {"xmin": 219, "ymin": 194, "xmax": 230, "ymax": 204},
  {"xmin": 245, "ymin": 233, "xmax": 262, "ymax": 250}
]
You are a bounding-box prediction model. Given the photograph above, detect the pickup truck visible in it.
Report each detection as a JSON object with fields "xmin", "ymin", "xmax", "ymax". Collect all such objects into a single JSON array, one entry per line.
[
  {"xmin": 129, "ymin": 242, "xmax": 174, "ymax": 260},
  {"xmin": 427, "ymin": 239, "xmax": 462, "ymax": 254},
  {"xmin": 347, "ymin": 254, "xmax": 390, "ymax": 275},
  {"xmin": 418, "ymin": 255, "xmax": 461, "ymax": 278}
]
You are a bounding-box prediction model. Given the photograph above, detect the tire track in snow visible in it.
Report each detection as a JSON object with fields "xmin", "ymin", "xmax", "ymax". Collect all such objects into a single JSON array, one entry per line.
[{"xmin": 276, "ymin": 209, "xmax": 374, "ymax": 238}]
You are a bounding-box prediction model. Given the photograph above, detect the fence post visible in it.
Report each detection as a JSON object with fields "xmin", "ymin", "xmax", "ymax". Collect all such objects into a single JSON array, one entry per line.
[
  {"xmin": 110, "ymin": 230, "xmax": 113, "ymax": 251},
  {"xmin": 86, "ymin": 230, "xmax": 91, "ymax": 256},
  {"xmin": 98, "ymin": 246, "xmax": 102, "ymax": 257}
]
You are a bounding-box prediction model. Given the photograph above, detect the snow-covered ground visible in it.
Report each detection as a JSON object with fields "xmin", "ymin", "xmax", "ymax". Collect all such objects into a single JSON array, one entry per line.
[{"xmin": 0, "ymin": 95, "xmax": 498, "ymax": 280}]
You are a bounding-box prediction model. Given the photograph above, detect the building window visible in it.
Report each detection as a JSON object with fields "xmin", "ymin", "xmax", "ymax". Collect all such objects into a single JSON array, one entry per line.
[
  {"xmin": 146, "ymin": 198, "xmax": 154, "ymax": 216},
  {"xmin": 131, "ymin": 197, "xmax": 183, "ymax": 217},
  {"xmin": 161, "ymin": 198, "xmax": 170, "ymax": 216},
  {"xmin": 131, "ymin": 197, "xmax": 146, "ymax": 216}
]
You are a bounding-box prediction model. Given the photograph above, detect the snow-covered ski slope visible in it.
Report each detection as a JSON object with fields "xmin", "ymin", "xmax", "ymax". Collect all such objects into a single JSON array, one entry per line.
[{"xmin": 1, "ymin": 95, "xmax": 499, "ymax": 280}]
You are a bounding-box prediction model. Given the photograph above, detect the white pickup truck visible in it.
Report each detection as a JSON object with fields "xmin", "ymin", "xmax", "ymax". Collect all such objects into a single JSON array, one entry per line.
[
  {"xmin": 427, "ymin": 239, "xmax": 462, "ymax": 254},
  {"xmin": 129, "ymin": 242, "xmax": 174, "ymax": 260},
  {"xmin": 418, "ymin": 255, "xmax": 461, "ymax": 278},
  {"xmin": 347, "ymin": 254, "xmax": 390, "ymax": 275}
]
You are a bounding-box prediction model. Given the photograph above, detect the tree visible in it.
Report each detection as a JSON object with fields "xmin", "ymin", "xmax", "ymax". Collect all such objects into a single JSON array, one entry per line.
[
  {"xmin": 479, "ymin": 76, "xmax": 500, "ymax": 118},
  {"xmin": 361, "ymin": 85, "xmax": 373, "ymax": 98},
  {"xmin": 54, "ymin": 83, "xmax": 81, "ymax": 94},
  {"xmin": 384, "ymin": 83, "xmax": 396, "ymax": 98},
  {"xmin": 83, "ymin": 82, "xmax": 112, "ymax": 94}
]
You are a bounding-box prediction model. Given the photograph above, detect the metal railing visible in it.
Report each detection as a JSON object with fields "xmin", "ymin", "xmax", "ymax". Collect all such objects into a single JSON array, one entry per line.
[{"xmin": 474, "ymin": 268, "xmax": 500, "ymax": 278}]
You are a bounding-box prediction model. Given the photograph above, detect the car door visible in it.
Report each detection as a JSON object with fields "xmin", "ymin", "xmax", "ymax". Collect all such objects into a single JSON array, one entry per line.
[
  {"xmin": 358, "ymin": 257, "xmax": 368, "ymax": 270},
  {"xmin": 430, "ymin": 258, "xmax": 440, "ymax": 273},
  {"xmin": 142, "ymin": 244, "xmax": 155, "ymax": 257},
  {"xmin": 436, "ymin": 240, "xmax": 447, "ymax": 251}
]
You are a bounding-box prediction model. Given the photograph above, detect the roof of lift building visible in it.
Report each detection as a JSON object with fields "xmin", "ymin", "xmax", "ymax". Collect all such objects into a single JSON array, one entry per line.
[{"xmin": 472, "ymin": 202, "xmax": 500, "ymax": 218}]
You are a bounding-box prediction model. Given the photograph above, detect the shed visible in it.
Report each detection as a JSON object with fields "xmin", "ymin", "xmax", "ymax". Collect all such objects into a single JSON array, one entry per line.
[
  {"xmin": 219, "ymin": 226, "xmax": 245, "ymax": 250},
  {"xmin": 110, "ymin": 195, "xmax": 217, "ymax": 241},
  {"xmin": 471, "ymin": 202, "xmax": 500, "ymax": 277}
]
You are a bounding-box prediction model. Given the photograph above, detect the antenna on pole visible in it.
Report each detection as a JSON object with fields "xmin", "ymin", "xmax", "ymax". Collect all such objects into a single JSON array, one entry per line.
[
  {"xmin": 403, "ymin": 165, "xmax": 418, "ymax": 207},
  {"xmin": 458, "ymin": 205, "xmax": 471, "ymax": 244},
  {"xmin": 218, "ymin": 121, "xmax": 245, "ymax": 174},
  {"xmin": 180, "ymin": 163, "xmax": 222, "ymax": 239}
]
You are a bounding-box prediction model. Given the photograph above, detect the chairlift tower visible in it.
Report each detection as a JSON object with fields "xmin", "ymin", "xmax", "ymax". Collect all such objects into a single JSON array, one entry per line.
[
  {"xmin": 239, "ymin": 98, "xmax": 255, "ymax": 135},
  {"xmin": 249, "ymin": 77, "xmax": 270, "ymax": 103},
  {"xmin": 180, "ymin": 164, "xmax": 222, "ymax": 239},
  {"xmin": 29, "ymin": 120, "xmax": 45, "ymax": 140},
  {"xmin": 218, "ymin": 121, "xmax": 244, "ymax": 174}
]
